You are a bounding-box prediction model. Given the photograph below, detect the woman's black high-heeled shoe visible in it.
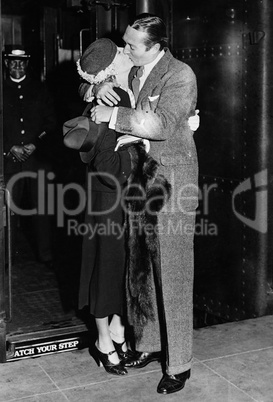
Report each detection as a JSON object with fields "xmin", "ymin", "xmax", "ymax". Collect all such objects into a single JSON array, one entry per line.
[
  {"xmin": 112, "ymin": 340, "xmax": 141, "ymax": 365},
  {"xmin": 90, "ymin": 344, "xmax": 128, "ymax": 376}
]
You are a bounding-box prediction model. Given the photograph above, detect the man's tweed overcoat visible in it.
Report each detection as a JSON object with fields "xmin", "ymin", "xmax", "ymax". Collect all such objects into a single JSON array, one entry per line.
[{"xmin": 115, "ymin": 48, "xmax": 199, "ymax": 375}]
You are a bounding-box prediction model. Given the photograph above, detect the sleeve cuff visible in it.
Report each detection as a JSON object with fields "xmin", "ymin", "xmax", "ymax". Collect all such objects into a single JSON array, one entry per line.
[{"xmin": 109, "ymin": 106, "xmax": 118, "ymax": 129}]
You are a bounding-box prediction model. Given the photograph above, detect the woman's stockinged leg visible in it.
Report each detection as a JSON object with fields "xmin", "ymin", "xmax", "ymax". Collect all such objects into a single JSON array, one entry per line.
[
  {"xmin": 93, "ymin": 316, "xmax": 128, "ymax": 375},
  {"xmin": 109, "ymin": 314, "xmax": 127, "ymax": 352},
  {"xmin": 95, "ymin": 316, "xmax": 120, "ymax": 364},
  {"xmin": 109, "ymin": 314, "xmax": 141, "ymax": 366}
]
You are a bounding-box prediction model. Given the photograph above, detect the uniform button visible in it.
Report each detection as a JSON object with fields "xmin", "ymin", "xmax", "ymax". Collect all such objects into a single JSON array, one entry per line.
[
  {"xmin": 18, "ymin": 85, "xmax": 21, "ymax": 89},
  {"xmin": 21, "ymin": 130, "xmax": 25, "ymax": 134},
  {"xmin": 19, "ymin": 95, "xmax": 23, "ymax": 99},
  {"xmin": 20, "ymin": 118, "xmax": 23, "ymax": 122}
]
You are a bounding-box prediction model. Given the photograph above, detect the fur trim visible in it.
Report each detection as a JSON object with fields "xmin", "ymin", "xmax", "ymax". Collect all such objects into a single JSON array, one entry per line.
[{"xmin": 124, "ymin": 143, "xmax": 171, "ymax": 341}]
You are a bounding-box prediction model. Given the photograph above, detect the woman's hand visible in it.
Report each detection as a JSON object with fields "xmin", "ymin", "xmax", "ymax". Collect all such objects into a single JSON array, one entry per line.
[
  {"xmin": 90, "ymin": 105, "xmax": 114, "ymax": 124},
  {"xmin": 188, "ymin": 109, "xmax": 200, "ymax": 132},
  {"xmin": 83, "ymin": 84, "xmax": 94, "ymax": 102},
  {"xmin": 95, "ymin": 82, "xmax": 121, "ymax": 106}
]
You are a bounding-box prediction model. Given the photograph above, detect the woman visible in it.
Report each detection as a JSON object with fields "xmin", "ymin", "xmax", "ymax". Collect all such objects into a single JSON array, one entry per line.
[
  {"xmin": 69, "ymin": 38, "xmax": 143, "ymax": 376},
  {"xmin": 65, "ymin": 38, "xmax": 199, "ymax": 376}
]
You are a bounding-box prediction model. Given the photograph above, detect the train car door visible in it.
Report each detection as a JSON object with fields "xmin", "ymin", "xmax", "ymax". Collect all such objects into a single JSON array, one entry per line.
[
  {"xmin": 0, "ymin": 0, "xmax": 7, "ymax": 361},
  {"xmin": 0, "ymin": 2, "xmax": 91, "ymax": 363}
]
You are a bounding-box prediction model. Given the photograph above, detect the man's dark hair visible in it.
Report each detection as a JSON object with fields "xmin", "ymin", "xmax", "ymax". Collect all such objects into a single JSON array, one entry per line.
[{"xmin": 131, "ymin": 15, "xmax": 168, "ymax": 51}]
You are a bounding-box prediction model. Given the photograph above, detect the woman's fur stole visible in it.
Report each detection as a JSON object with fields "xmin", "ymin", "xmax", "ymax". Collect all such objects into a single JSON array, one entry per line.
[{"xmin": 124, "ymin": 143, "xmax": 172, "ymax": 342}]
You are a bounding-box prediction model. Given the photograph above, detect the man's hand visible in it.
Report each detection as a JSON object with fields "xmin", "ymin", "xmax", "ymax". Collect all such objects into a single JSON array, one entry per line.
[
  {"xmin": 188, "ymin": 110, "xmax": 200, "ymax": 132},
  {"xmin": 90, "ymin": 105, "xmax": 114, "ymax": 124},
  {"xmin": 24, "ymin": 143, "xmax": 36, "ymax": 155},
  {"xmin": 10, "ymin": 145, "xmax": 30, "ymax": 162},
  {"xmin": 9, "ymin": 143, "xmax": 35, "ymax": 162},
  {"xmin": 95, "ymin": 82, "xmax": 121, "ymax": 106}
]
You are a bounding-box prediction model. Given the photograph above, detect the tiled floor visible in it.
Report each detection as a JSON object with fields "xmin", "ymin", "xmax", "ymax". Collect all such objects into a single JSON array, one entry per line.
[{"xmin": 1, "ymin": 315, "xmax": 273, "ymax": 402}]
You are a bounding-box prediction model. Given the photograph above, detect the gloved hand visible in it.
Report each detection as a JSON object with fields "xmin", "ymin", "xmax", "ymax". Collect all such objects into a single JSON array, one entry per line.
[{"xmin": 10, "ymin": 143, "xmax": 36, "ymax": 162}]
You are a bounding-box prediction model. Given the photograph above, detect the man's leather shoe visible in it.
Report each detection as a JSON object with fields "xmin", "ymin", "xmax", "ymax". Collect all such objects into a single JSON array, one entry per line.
[
  {"xmin": 124, "ymin": 351, "xmax": 161, "ymax": 368},
  {"xmin": 157, "ymin": 369, "xmax": 191, "ymax": 394}
]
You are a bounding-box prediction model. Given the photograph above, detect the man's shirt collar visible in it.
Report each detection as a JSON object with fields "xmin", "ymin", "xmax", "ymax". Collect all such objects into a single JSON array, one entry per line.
[{"xmin": 142, "ymin": 49, "xmax": 165, "ymax": 77}]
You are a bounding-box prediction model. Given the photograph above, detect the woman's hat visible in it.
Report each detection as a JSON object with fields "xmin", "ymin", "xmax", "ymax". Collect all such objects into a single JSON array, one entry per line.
[
  {"xmin": 80, "ymin": 38, "xmax": 117, "ymax": 75},
  {"xmin": 77, "ymin": 38, "xmax": 118, "ymax": 84}
]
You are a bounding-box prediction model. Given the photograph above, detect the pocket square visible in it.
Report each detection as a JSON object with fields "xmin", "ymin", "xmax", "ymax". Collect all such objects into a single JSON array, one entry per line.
[{"xmin": 148, "ymin": 95, "xmax": 159, "ymax": 102}]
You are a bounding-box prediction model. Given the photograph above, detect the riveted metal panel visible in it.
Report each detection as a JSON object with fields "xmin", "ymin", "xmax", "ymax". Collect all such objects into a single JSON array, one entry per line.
[
  {"xmin": 194, "ymin": 175, "xmax": 246, "ymax": 322},
  {"xmin": 171, "ymin": 0, "xmax": 273, "ymax": 323}
]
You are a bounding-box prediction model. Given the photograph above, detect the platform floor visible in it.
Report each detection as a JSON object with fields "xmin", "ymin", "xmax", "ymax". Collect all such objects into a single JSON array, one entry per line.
[
  {"xmin": 5, "ymin": 222, "xmax": 83, "ymax": 336},
  {"xmin": 1, "ymin": 315, "xmax": 273, "ymax": 402}
]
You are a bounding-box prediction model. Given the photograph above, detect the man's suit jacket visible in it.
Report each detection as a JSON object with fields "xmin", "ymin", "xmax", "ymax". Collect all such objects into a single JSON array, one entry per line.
[{"xmin": 115, "ymin": 48, "xmax": 199, "ymax": 214}]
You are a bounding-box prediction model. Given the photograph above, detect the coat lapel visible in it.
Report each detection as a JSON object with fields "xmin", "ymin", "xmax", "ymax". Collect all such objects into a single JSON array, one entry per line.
[{"xmin": 137, "ymin": 49, "xmax": 172, "ymax": 103}]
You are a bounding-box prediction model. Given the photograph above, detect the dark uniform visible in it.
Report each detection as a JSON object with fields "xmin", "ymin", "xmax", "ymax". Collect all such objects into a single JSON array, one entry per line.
[{"xmin": 3, "ymin": 74, "xmax": 57, "ymax": 263}]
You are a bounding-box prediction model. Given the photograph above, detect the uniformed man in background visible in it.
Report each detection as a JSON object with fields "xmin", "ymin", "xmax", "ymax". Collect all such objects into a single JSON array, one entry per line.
[{"xmin": 3, "ymin": 47, "xmax": 57, "ymax": 267}]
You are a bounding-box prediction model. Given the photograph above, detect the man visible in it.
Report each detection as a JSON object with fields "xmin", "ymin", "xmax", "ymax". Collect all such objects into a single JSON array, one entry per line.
[
  {"xmin": 3, "ymin": 47, "xmax": 56, "ymax": 267},
  {"xmin": 83, "ymin": 15, "xmax": 198, "ymax": 395}
]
